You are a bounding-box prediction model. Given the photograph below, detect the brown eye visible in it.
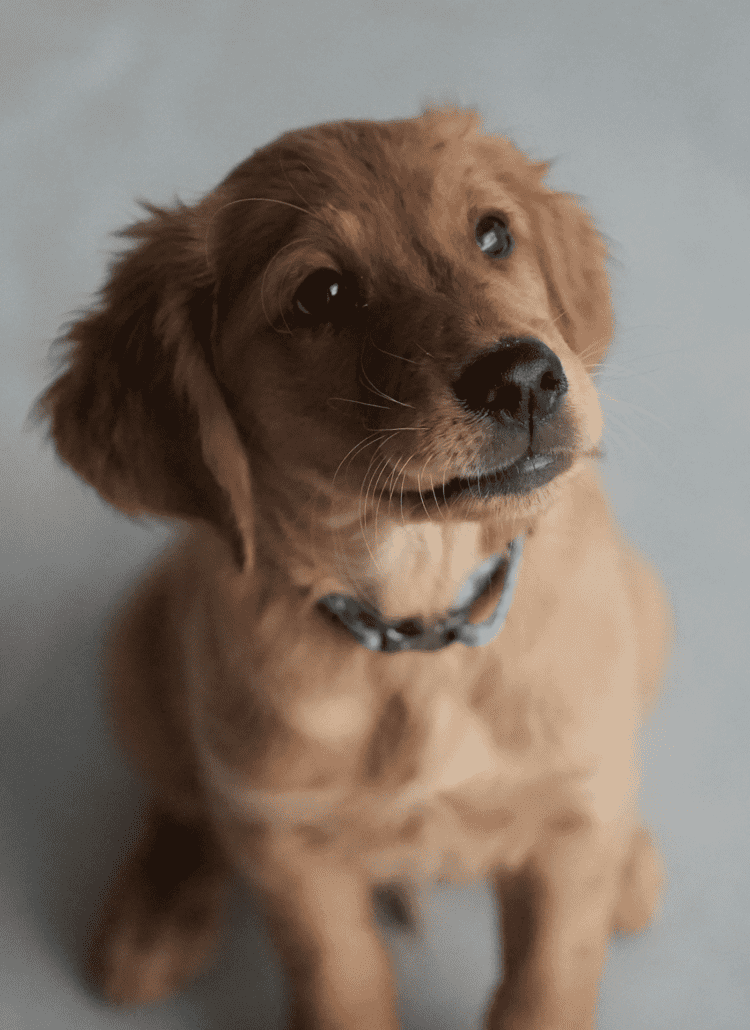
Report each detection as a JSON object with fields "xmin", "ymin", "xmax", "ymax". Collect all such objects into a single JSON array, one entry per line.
[
  {"xmin": 475, "ymin": 214, "xmax": 514, "ymax": 259},
  {"xmin": 292, "ymin": 268, "xmax": 364, "ymax": 328}
]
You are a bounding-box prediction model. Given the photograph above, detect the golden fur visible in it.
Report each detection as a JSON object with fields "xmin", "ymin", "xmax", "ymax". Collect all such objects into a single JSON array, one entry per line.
[{"xmin": 38, "ymin": 107, "xmax": 671, "ymax": 1029}]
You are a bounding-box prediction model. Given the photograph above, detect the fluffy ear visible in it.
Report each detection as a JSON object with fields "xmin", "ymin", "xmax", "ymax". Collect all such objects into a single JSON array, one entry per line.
[
  {"xmin": 35, "ymin": 201, "xmax": 254, "ymax": 570},
  {"xmin": 530, "ymin": 180, "xmax": 614, "ymax": 367}
]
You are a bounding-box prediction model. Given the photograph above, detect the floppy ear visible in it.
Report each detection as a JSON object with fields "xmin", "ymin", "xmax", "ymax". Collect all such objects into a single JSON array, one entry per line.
[
  {"xmin": 35, "ymin": 200, "xmax": 253, "ymax": 570},
  {"xmin": 529, "ymin": 176, "xmax": 614, "ymax": 368}
]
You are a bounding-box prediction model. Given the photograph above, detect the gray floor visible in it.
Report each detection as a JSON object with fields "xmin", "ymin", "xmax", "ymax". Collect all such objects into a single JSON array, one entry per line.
[{"xmin": 2, "ymin": 2, "xmax": 749, "ymax": 1027}]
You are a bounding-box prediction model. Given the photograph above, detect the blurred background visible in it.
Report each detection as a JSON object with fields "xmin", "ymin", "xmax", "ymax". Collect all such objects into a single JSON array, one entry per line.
[{"xmin": 2, "ymin": 1, "xmax": 749, "ymax": 1027}]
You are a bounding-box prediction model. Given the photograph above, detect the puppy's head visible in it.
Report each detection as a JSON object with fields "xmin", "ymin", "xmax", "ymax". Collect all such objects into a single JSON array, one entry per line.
[{"xmin": 38, "ymin": 107, "xmax": 612, "ymax": 571}]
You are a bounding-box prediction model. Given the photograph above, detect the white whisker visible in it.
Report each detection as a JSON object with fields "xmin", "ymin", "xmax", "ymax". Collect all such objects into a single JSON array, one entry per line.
[{"xmin": 359, "ymin": 364, "xmax": 414, "ymax": 409}]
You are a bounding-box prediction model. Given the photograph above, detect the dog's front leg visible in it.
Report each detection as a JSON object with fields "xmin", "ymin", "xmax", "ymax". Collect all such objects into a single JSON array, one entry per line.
[
  {"xmin": 219, "ymin": 818, "xmax": 399, "ymax": 1030},
  {"xmin": 487, "ymin": 816, "xmax": 631, "ymax": 1030}
]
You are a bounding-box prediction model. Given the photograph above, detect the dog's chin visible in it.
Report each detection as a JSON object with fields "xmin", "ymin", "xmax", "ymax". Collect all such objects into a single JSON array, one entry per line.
[{"xmin": 398, "ymin": 451, "xmax": 574, "ymax": 513}]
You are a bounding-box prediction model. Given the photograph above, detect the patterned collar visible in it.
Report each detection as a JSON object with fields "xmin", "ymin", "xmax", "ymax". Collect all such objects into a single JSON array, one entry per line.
[{"xmin": 316, "ymin": 535, "xmax": 524, "ymax": 653}]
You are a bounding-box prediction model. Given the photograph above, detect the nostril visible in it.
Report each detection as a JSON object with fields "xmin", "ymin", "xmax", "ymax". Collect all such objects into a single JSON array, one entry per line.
[{"xmin": 532, "ymin": 365, "xmax": 567, "ymax": 422}]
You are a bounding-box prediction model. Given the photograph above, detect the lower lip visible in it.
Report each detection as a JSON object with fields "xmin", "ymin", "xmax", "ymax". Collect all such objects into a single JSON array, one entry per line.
[{"xmin": 407, "ymin": 452, "xmax": 572, "ymax": 505}]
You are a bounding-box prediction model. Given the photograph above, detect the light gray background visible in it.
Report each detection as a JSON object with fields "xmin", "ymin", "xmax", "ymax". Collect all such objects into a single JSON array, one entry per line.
[{"xmin": 2, "ymin": 1, "xmax": 749, "ymax": 1028}]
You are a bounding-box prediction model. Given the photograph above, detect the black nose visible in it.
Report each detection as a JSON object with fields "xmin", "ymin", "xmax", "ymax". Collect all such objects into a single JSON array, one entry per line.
[{"xmin": 451, "ymin": 337, "xmax": 568, "ymax": 426}]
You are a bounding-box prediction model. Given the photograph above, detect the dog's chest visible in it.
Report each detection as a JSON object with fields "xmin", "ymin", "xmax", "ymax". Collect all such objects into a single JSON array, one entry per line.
[
  {"xmin": 207, "ymin": 667, "xmax": 574, "ymax": 884},
  {"xmin": 347, "ymin": 684, "xmax": 570, "ymax": 882},
  {"xmin": 194, "ymin": 584, "xmax": 583, "ymax": 882}
]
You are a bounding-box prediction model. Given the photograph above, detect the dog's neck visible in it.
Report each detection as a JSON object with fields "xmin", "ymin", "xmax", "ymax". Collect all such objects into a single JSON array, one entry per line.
[
  {"xmin": 317, "ymin": 535, "xmax": 524, "ymax": 653},
  {"xmin": 356, "ymin": 520, "xmax": 486, "ymax": 620},
  {"xmin": 254, "ymin": 478, "xmax": 524, "ymax": 622}
]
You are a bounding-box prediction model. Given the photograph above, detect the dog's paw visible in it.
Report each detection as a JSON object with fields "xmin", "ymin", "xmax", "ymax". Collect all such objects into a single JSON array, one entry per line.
[
  {"xmin": 87, "ymin": 808, "xmax": 230, "ymax": 1005},
  {"xmin": 612, "ymin": 826, "xmax": 664, "ymax": 934}
]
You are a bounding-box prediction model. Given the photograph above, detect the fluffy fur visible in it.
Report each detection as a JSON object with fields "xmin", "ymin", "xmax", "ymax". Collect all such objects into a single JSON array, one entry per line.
[{"xmin": 38, "ymin": 107, "xmax": 671, "ymax": 1029}]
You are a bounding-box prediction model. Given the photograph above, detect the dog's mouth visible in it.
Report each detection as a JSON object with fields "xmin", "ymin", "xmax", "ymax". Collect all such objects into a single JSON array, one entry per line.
[{"xmin": 401, "ymin": 450, "xmax": 573, "ymax": 506}]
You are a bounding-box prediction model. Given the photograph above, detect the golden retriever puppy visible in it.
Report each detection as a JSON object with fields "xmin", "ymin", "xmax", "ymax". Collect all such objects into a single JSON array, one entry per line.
[{"xmin": 38, "ymin": 107, "xmax": 671, "ymax": 1029}]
